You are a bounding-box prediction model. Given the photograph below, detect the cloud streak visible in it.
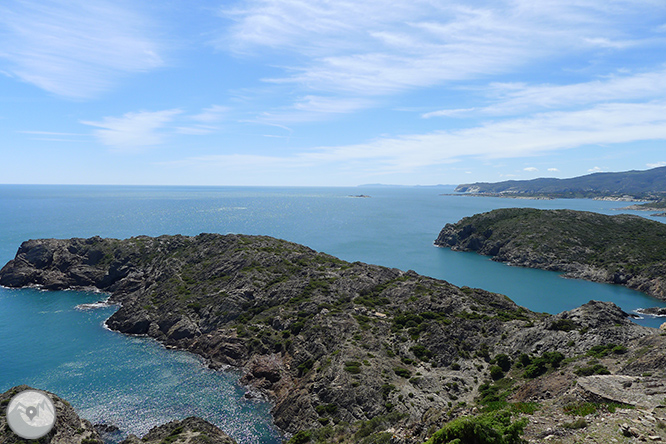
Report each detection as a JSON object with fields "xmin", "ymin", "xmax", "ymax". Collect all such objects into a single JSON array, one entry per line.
[
  {"xmin": 169, "ymin": 101, "xmax": 666, "ymax": 177},
  {"xmin": 0, "ymin": 0, "xmax": 164, "ymax": 98},
  {"xmin": 221, "ymin": 0, "xmax": 664, "ymax": 97},
  {"xmin": 81, "ymin": 109, "xmax": 182, "ymax": 151}
]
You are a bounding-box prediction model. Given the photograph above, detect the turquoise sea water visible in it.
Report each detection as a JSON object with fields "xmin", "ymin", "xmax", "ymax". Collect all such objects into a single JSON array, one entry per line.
[{"xmin": 2, "ymin": 185, "xmax": 666, "ymax": 442}]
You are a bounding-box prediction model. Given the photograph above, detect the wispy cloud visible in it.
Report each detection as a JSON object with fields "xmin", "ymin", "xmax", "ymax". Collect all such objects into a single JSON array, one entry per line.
[
  {"xmin": 18, "ymin": 130, "xmax": 86, "ymax": 136},
  {"xmin": 191, "ymin": 105, "xmax": 230, "ymax": 123},
  {"xmin": 548, "ymin": 168, "xmax": 560, "ymax": 172},
  {"xmin": 220, "ymin": 0, "xmax": 662, "ymax": 97},
  {"xmin": 424, "ymin": 67, "xmax": 666, "ymax": 118},
  {"xmin": 647, "ymin": 161, "xmax": 666, "ymax": 168},
  {"xmin": 169, "ymin": 101, "xmax": 666, "ymax": 177},
  {"xmin": 0, "ymin": 0, "xmax": 163, "ymax": 98},
  {"xmin": 524, "ymin": 167, "xmax": 538, "ymax": 172},
  {"xmin": 81, "ymin": 109, "xmax": 182, "ymax": 151},
  {"xmin": 588, "ymin": 166, "xmax": 605, "ymax": 173}
]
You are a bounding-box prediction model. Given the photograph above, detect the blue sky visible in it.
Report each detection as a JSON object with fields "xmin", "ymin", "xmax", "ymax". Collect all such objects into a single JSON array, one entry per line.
[{"xmin": 1, "ymin": 0, "xmax": 666, "ymax": 186}]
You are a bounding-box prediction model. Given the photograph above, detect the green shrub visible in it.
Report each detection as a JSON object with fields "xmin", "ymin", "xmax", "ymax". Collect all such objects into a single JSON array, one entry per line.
[
  {"xmin": 491, "ymin": 354, "xmax": 512, "ymax": 372},
  {"xmin": 586, "ymin": 344, "xmax": 628, "ymax": 358},
  {"xmin": 287, "ymin": 430, "xmax": 312, "ymax": 444},
  {"xmin": 315, "ymin": 403, "xmax": 338, "ymax": 415},
  {"xmin": 563, "ymin": 402, "xmax": 600, "ymax": 416},
  {"xmin": 574, "ymin": 364, "xmax": 610, "ymax": 376},
  {"xmin": 411, "ymin": 344, "xmax": 433, "ymax": 361},
  {"xmin": 344, "ymin": 361, "xmax": 362, "ymax": 374},
  {"xmin": 297, "ymin": 359, "xmax": 315, "ymax": 376},
  {"xmin": 393, "ymin": 367, "xmax": 411, "ymax": 378},
  {"xmin": 548, "ymin": 319, "xmax": 579, "ymax": 332},
  {"xmin": 425, "ymin": 410, "xmax": 526, "ymax": 444},
  {"xmin": 489, "ymin": 365, "xmax": 505, "ymax": 381}
]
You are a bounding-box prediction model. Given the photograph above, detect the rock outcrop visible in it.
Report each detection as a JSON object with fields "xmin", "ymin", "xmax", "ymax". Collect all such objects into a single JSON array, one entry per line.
[
  {"xmin": 0, "ymin": 385, "xmax": 103, "ymax": 444},
  {"xmin": 0, "ymin": 386, "xmax": 236, "ymax": 444},
  {"xmin": 0, "ymin": 234, "xmax": 661, "ymax": 442},
  {"xmin": 119, "ymin": 417, "xmax": 237, "ymax": 444}
]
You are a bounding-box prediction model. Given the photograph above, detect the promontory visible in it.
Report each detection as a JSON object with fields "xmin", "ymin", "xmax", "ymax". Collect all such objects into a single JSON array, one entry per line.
[
  {"xmin": 435, "ymin": 208, "xmax": 666, "ymax": 300},
  {"xmin": 3, "ymin": 234, "xmax": 666, "ymax": 443}
]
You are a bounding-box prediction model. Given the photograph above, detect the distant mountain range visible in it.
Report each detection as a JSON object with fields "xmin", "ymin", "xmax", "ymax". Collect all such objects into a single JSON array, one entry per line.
[{"xmin": 455, "ymin": 166, "xmax": 666, "ymax": 199}]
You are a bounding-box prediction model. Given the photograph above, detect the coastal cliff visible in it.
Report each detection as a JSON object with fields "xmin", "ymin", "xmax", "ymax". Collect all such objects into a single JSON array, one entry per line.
[
  {"xmin": 436, "ymin": 208, "xmax": 666, "ymax": 300},
  {"xmin": 2, "ymin": 234, "xmax": 665, "ymax": 443}
]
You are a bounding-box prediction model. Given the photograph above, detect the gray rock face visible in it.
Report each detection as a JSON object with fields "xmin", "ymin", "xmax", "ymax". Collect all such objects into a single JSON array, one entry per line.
[
  {"xmin": 0, "ymin": 234, "xmax": 658, "ymax": 441},
  {"xmin": 119, "ymin": 417, "xmax": 237, "ymax": 444}
]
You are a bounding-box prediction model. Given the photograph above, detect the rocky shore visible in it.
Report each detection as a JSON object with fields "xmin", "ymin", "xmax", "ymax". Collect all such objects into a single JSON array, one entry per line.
[
  {"xmin": 0, "ymin": 385, "xmax": 237, "ymax": 444},
  {"xmin": 2, "ymin": 234, "xmax": 666, "ymax": 443},
  {"xmin": 436, "ymin": 208, "xmax": 666, "ymax": 300}
]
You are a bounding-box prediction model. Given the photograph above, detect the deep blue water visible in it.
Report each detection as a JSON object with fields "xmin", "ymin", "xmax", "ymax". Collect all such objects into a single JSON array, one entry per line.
[{"xmin": 2, "ymin": 185, "xmax": 666, "ymax": 441}]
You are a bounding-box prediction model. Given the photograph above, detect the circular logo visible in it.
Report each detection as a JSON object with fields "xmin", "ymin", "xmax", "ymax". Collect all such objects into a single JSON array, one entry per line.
[{"xmin": 6, "ymin": 390, "xmax": 56, "ymax": 439}]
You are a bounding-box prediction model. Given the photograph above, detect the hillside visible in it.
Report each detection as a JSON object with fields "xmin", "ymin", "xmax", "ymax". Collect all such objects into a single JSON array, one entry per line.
[
  {"xmin": 436, "ymin": 208, "xmax": 666, "ymax": 299},
  {"xmin": 2, "ymin": 234, "xmax": 666, "ymax": 443},
  {"xmin": 454, "ymin": 166, "xmax": 666, "ymax": 199}
]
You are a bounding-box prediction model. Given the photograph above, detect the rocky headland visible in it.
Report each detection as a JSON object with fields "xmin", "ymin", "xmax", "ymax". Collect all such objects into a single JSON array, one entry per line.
[
  {"xmin": 436, "ymin": 208, "xmax": 666, "ymax": 300},
  {"xmin": 2, "ymin": 234, "xmax": 666, "ymax": 443}
]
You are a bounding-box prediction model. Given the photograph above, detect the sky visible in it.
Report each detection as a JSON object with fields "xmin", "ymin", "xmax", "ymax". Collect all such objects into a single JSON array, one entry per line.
[{"xmin": 1, "ymin": 0, "xmax": 666, "ymax": 186}]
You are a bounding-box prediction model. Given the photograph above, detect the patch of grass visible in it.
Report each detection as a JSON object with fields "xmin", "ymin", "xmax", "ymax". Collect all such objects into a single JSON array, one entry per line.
[
  {"xmin": 563, "ymin": 418, "xmax": 588, "ymax": 429},
  {"xmin": 574, "ymin": 363, "xmax": 610, "ymax": 376},
  {"xmin": 510, "ymin": 402, "xmax": 539, "ymax": 415},
  {"xmin": 563, "ymin": 401, "xmax": 633, "ymax": 416},
  {"xmin": 586, "ymin": 344, "xmax": 628, "ymax": 358}
]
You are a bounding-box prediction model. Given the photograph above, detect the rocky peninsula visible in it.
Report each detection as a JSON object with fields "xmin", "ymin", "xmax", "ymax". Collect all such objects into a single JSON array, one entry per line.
[
  {"xmin": 3, "ymin": 234, "xmax": 666, "ymax": 443},
  {"xmin": 436, "ymin": 208, "xmax": 666, "ymax": 300}
]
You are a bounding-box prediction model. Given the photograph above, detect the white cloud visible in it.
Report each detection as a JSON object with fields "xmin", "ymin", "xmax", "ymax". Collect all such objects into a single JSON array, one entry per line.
[
  {"xmin": 647, "ymin": 161, "xmax": 666, "ymax": 168},
  {"xmin": 220, "ymin": 0, "xmax": 662, "ymax": 97},
  {"xmin": 588, "ymin": 166, "xmax": 605, "ymax": 173},
  {"xmin": 19, "ymin": 130, "xmax": 86, "ymax": 136},
  {"xmin": 423, "ymin": 68, "xmax": 666, "ymax": 120},
  {"xmin": 524, "ymin": 167, "xmax": 538, "ymax": 172},
  {"xmin": 0, "ymin": 0, "xmax": 163, "ymax": 98},
  {"xmin": 293, "ymin": 96, "xmax": 372, "ymax": 114},
  {"xmin": 175, "ymin": 125, "xmax": 219, "ymax": 135},
  {"xmin": 81, "ymin": 109, "xmax": 182, "ymax": 151},
  {"xmin": 422, "ymin": 108, "xmax": 476, "ymax": 119},
  {"xmin": 191, "ymin": 105, "xmax": 230, "ymax": 123},
  {"xmin": 547, "ymin": 168, "xmax": 560, "ymax": 172},
  {"xmin": 170, "ymin": 101, "xmax": 666, "ymax": 177}
]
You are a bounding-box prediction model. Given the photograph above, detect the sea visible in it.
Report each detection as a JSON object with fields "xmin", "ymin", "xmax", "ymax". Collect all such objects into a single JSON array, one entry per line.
[{"xmin": 1, "ymin": 185, "xmax": 666, "ymax": 443}]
